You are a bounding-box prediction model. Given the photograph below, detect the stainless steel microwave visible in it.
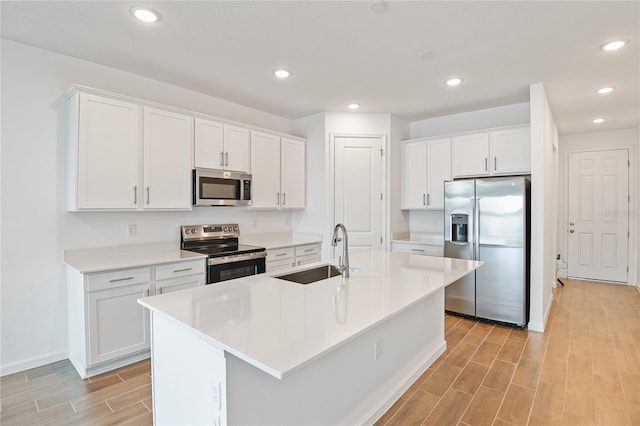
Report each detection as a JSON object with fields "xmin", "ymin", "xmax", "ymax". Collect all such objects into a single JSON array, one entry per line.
[{"xmin": 192, "ymin": 168, "xmax": 252, "ymax": 206}]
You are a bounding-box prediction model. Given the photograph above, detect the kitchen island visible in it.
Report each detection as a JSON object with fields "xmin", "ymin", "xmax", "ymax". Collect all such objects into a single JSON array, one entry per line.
[{"xmin": 138, "ymin": 250, "xmax": 481, "ymax": 425}]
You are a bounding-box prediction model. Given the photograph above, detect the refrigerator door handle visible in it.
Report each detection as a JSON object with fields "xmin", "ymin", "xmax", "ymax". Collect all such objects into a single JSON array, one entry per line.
[{"xmin": 474, "ymin": 198, "xmax": 481, "ymax": 260}]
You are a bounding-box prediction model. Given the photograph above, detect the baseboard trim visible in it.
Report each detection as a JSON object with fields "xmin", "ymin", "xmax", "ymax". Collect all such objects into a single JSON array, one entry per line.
[
  {"xmin": 1, "ymin": 351, "xmax": 68, "ymax": 377},
  {"xmin": 528, "ymin": 292, "xmax": 554, "ymax": 333},
  {"xmin": 359, "ymin": 341, "xmax": 447, "ymax": 426}
]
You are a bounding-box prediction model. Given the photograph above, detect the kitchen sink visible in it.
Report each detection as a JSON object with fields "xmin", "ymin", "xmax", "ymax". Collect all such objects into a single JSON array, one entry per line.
[{"xmin": 275, "ymin": 264, "xmax": 342, "ymax": 284}]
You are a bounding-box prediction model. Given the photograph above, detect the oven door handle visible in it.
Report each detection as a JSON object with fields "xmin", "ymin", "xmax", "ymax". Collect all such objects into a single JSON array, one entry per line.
[{"xmin": 208, "ymin": 251, "xmax": 267, "ymax": 266}]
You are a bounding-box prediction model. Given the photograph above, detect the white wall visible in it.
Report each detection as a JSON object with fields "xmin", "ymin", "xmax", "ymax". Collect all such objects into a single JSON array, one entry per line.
[
  {"xmin": 528, "ymin": 83, "xmax": 559, "ymax": 332},
  {"xmin": 557, "ymin": 128, "xmax": 639, "ymax": 286},
  {"xmin": 410, "ymin": 102, "xmax": 530, "ymax": 139},
  {"xmin": 0, "ymin": 40, "xmax": 296, "ymax": 375}
]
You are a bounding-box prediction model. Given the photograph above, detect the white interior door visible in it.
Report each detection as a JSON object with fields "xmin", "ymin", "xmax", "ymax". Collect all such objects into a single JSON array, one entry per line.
[
  {"xmin": 567, "ymin": 149, "xmax": 629, "ymax": 282},
  {"xmin": 334, "ymin": 136, "xmax": 384, "ymax": 255}
]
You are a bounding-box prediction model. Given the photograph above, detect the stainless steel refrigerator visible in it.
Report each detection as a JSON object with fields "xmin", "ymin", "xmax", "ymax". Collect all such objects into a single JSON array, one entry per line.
[{"xmin": 444, "ymin": 176, "xmax": 530, "ymax": 327}]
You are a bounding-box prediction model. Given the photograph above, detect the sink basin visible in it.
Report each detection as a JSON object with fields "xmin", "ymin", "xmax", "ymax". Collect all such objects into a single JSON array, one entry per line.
[{"xmin": 275, "ymin": 264, "xmax": 342, "ymax": 284}]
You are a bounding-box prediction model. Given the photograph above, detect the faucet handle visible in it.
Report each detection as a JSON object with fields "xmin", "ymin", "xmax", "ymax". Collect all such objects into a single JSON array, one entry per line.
[{"xmin": 332, "ymin": 236, "xmax": 342, "ymax": 245}]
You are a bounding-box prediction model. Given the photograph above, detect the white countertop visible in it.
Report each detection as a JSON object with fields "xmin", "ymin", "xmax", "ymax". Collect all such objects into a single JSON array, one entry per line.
[
  {"xmin": 391, "ymin": 232, "xmax": 444, "ymax": 246},
  {"xmin": 240, "ymin": 232, "xmax": 322, "ymax": 250},
  {"xmin": 64, "ymin": 242, "xmax": 207, "ymax": 273},
  {"xmin": 139, "ymin": 250, "xmax": 481, "ymax": 379}
]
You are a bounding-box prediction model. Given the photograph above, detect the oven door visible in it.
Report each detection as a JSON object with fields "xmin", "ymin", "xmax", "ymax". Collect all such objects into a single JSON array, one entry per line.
[{"xmin": 207, "ymin": 252, "xmax": 266, "ymax": 283}]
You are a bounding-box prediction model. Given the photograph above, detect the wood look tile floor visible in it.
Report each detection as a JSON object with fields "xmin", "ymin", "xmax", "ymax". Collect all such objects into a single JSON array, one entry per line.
[{"xmin": 1, "ymin": 279, "xmax": 638, "ymax": 426}]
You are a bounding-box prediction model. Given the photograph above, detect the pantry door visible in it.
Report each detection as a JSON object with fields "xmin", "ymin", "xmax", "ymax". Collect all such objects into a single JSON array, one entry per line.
[
  {"xmin": 567, "ymin": 149, "xmax": 629, "ymax": 282},
  {"xmin": 333, "ymin": 135, "xmax": 385, "ymax": 255}
]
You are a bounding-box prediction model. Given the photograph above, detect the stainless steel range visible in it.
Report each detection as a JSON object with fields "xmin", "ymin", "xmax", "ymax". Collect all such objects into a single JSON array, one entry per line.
[{"xmin": 181, "ymin": 224, "xmax": 266, "ymax": 284}]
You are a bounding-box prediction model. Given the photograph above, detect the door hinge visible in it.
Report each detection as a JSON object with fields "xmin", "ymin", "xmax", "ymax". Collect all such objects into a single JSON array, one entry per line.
[
  {"xmin": 380, "ymin": 148, "xmax": 384, "ymax": 156},
  {"xmin": 380, "ymin": 193, "xmax": 383, "ymax": 200},
  {"xmin": 380, "ymin": 236, "xmax": 383, "ymax": 244},
  {"xmin": 628, "ymin": 160, "xmax": 630, "ymax": 167}
]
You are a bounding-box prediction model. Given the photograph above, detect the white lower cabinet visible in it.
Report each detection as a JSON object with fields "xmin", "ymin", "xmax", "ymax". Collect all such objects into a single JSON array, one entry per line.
[
  {"xmin": 67, "ymin": 258, "xmax": 205, "ymax": 378},
  {"xmin": 266, "ymin": 243, "xmax": 321, "ymax": 272},
  {"xmin": 391, "ymin": 241, "xmax": 443, "ymax": 257}
]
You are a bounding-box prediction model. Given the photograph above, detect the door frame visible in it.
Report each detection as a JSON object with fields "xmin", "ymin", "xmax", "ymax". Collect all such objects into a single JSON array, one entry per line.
[
  {"xmin": 329, "ymin": 133, "xmax": 388, "ymax": 257},
  {"xmin": 561, "ymin": 147, "xmax": 632, "ymax": 283}
]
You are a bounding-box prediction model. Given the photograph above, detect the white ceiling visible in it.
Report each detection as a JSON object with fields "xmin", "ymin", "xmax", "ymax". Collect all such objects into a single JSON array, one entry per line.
[{"xmin": 1, "ymin": 1, "xmax": 638, "ymax": 135}]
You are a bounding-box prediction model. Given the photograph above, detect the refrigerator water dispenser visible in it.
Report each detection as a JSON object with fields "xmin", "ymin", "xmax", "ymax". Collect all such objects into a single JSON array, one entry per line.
[{"xmin": 451, "ymin": 214, "xmax": 468, "ymax": 242}]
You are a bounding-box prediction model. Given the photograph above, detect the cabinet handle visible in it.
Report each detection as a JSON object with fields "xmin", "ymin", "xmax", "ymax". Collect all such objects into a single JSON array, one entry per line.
[
  {"xmin": 145, "ymin": 186, "xmax": 150, "ymax": 205},
  {"xmin": 277, "ymin": 192, "xmax": 280, "ymax": 206},
  {"xmin": 494, "ymin": 156, "xmax": 497, "ymax": 171},
  {"xmin": 157, "ymin": 287, "xmax": 163, "ymax": 295},
  {"xmin": 423, "ymin": 194, "xmax": 426, "ymax": 206},
  {"xmin": 411, "ymin": 248, "xmax": 426, "ymax": 253},
  {"xmin": 427, "ymin": 193, "xmax": 430, "ymax": 206},
  {"xmin": 109, "ymin": 276, "xmax": 134, "ymax": 283},
  {"xmin": 133, "ymin": 186, "xmax": 137, "ymax": 205},
  {"xmin": 304, "ymin": 248, "xmax": 315, "ymax": 252},
  {"xmin": 144, "ymin": 289, "xmax": 150, "ymax": 297},
  {"xmin": 225, "ymin": 152, "xmax": 229, "ymax": 167},
  {"xmin": 275, "ymin": 253, "xmax": 288, "ymax": 257},
  {"xmin": 282, "ymin": 193, "xmax": 286, "ymax": 206},
  {"xmin": 173, "ymin": 268, "xmax": 192, "ymax": 273},
  {"xmin": 219, "ymin": 152, "xmax": 224, "ymax": 167},
  {"xmin": 297, "ymin": 260, "xmax": 301, "ymax": 266},
  {"xmin": 485, "ymin": 158, "xmax": 488, "ymax": 171}
]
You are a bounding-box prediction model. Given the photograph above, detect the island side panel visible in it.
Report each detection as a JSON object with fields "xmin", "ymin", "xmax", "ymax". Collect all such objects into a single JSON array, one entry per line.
[
  {"xmin": 150, "ymin": 312, "xmax": 227, "ymax": 426},
  {"xmin": 226, "ymin": 288, "xmax": 445, "ymax": 426}
]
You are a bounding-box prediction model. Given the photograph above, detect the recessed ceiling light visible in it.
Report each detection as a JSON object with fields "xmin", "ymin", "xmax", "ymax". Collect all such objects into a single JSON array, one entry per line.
[
  {"xmin": 592, "ymin": 117, "xmax": 606, "ymax": 124},
  {"xmin": 445, "ymin": 78, "xmax": 463, "ymax": 86},
  {"xmin": 596, "ymin": 87, "xmax": 614, "ymax": 94},
  {"xmin": 347, "ymin": 103, "xmax": 360, "ymax": 110},
  {"xmin": 274, "ymin": 69, "xmax": 291, "ymax": 79},
  {"xmin": 367, "ymin": 0, "xmax": 387, "ymax": 14},
  {"xmin": 131, "ymin": 7, "xmax": 160, "ymax": 23},
  {"xmin": 601, "ymin": 40, "xmax": 628, "ymax": 51}
]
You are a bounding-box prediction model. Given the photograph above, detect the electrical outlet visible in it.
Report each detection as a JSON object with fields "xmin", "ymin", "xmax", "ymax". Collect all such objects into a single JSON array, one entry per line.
[
  {"xmin": 126, "ymin": 224, "xmax": 136, "ymax": 237},
  {"xmin": 432, "ymin": 218, "xmax": 438, "ymax": 226},
  {"xmin": 374, "ymin": 338, "xmax": 384, "ymax": 360}
]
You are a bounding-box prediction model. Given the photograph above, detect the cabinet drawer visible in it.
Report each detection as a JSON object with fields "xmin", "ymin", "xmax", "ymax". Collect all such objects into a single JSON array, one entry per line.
[
  {"xmin": 86, "ymin": 267, "xmax": 151, "ymax": 292},
  {"xmin": 391, "ymin": 242, "xmax": 443, "ymax": 257},
  {"xmin": 267, "ymin": 247, "xmax": 295, "ymax": 262},
  {"xmin": 156, "ymin": 274, "xmax": 205, "ymax": 295},
  {"xmin": 155, "ymin": 259, "xmax": 205, "ymax": 280},
  {"xmin": 295, "ymin": 244, "xmax": 320, "ymax": 257}
]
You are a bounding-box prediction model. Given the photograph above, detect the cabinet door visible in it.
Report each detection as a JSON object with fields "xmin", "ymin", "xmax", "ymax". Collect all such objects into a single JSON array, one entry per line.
[
  {"xmin": 426, "ymin": 137, "xmax": 451, "ymax": 209},
  {"xmin": 223, "ymin": 124, "xmax": 250, "ymax": 172},
  {"xmin": 194, "ymin": 118, "xmax": 224, "ymax": 170},
  {"xmin": 143, "ymin": 107, "xmax": 193, "ymax": 209},
  {"xmin": 250, "ymin": 131, "xmax": 281, "ymax": 208},
  {"xmin": 76, "ymin": 94, "xmax": 140, "ymax": 209},
  {"xmin": 490, "ymin": 127, "xmax": 531, "ymax": 175},
  {"xmin": 452, "ymin": 133, "xmax": 490, "ymax": 177},
  {"xmin": 88, "ymin": 282, "xmax": 150, "ymax": 365},
  {"xmin": 280, "ymin": 138, "xmax": 306, "ymax": 209},
  {"xmin": 401, "ymin": 140, "xmax": 428, "ymax": 209},
  {"xmin": 156, "ymin": 275, "xmax": 205, "ymax": 295}
]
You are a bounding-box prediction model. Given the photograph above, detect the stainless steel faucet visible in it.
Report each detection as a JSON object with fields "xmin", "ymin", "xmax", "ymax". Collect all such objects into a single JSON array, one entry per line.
[{"xmin": 332, "ymin": 223, "xmax": 350, "ymax": 278}]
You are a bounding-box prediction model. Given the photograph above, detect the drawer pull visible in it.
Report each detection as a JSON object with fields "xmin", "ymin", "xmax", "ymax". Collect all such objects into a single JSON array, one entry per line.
[
  {"xmin": 304, "ymin": 248, "xmax": 315, "ymax": 252},
  {"xmin": 173, "ymin": 268, "xmax": 192, "ymax": 273},
  {"xmin": 275, "ymin": 253, "xmax": 288, "ymax": 257},
  {"xmin": 158, "ymin": 287, "xmax": 163, "ymax": 295},
  {"xmin": 109, "ymin": 276, "xmax": 134, "ymax": 283},
  {"xmin": 411, "ymin": 249, "xmax": 425, "ymax": 253}
]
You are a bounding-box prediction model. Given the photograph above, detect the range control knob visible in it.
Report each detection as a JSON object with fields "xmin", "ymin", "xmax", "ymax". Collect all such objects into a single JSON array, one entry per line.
[
  {"xmin": 233, "ymin": 226, "xmax": 239, "ymax": 232},
  {"xmin": 223, "ymin": 227, "xmax": 228, "ymax": 232},
  {"xmin": 190, "ymin": 229, "xmax": 197, "ymax": 234}
]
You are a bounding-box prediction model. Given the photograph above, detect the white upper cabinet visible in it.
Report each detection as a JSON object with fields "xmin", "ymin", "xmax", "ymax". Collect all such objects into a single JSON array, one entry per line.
[
  {"xmin": 401, "ymin": 137, "xmax": 451, "ymax": 210},
  {"xmin": 280, "ymin": 137, "xmax": 306, "ymax": 209},
  {"xmin": 452, "ymin": 133, "xmax": 491, "ymax": 178},
  {"xmin": 143, "ymin": 107, "xmax": 193, "ymax": 209},
  {"xmin": 250, "ymin": 131, "xmax": 281, "ymax": 208},
  {"xmin": 223, "ymin": 124, "xmax": 251, "ymax": 173},
  {"xmin": 452, "ymin": 126, "xmax": 530, "ymax": 178},
  {"xmin": 193, "ymin": 118, "xmax": 223, "ymax": 169},
  {"xmin": 250, "ymin": 131, "xmax": 305, "ymax": 209},
  {"xmin": 69, "ymin": 93, "xmax": 140, "ymax": 210},
  {"xmin": 194, "ymin": 119, "xmax": 250, "ymax": 173},
  {"xmin": 490, "ymin": 127, "xmax": 531, "ymax": 175}
]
